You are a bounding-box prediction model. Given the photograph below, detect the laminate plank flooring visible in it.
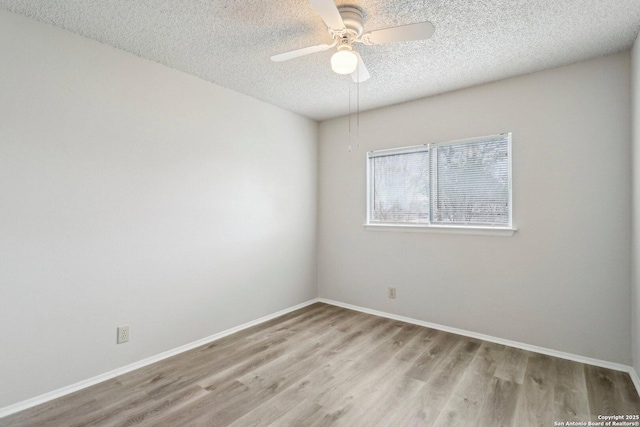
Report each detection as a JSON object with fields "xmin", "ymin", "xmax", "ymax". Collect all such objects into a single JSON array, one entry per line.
[
  {"xmin": 476, "ymin": 378, "xmax": 521, "ymax": 427},
  {"xmin": 513, "ymin": 353, "xmax": 556, "ymax": 426},
  {"xmin": 553, "ymin": 358, "xmax": 590, "ymax": 423},
  {"xmin": 494, "ymin": 346, "xmax": 529, "ymax": 384},
  {"xmin": 431, "ymin": 342, "xmax": 506, "ymax": 427},
  {"xmin": 2, "ymin": 303, "xmax": 639, "ymax": 427}
]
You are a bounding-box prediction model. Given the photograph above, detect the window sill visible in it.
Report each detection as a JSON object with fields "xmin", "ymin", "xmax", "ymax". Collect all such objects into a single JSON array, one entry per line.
[{"xmin": 364, "ymin": 223, "xmax": 517, "ymax": 236}]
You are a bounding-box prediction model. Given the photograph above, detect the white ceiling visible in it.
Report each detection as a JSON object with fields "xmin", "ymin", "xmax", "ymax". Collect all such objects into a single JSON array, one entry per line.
[{"xmin": 1, "ymin": 0, "xmax": 639, "ymax": 121}]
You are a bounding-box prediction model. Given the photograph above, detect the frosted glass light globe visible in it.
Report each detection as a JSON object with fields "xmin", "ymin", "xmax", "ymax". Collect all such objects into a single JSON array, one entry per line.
[{"xmin": 331, "ymin": 50, "xmax": 358, "ymax": 75}]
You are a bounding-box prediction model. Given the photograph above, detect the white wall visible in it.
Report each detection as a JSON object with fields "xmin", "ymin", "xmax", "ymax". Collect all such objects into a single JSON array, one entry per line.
[
  {"xmin": 318, "ymin": 52, "xmax": 633, "ymax": 364},
  {"xmin": 633, "ymin": 33, "xmax": 640, "ymax": 376},
  {"xmin": 0, "ymin": 10, "xmax": 317, "ymax": 408}
]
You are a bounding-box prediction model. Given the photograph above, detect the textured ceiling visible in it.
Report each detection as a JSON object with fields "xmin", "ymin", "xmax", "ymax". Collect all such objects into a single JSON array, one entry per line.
[{"xmin": 1, "ymin": 0, "xmax": 639, "ymax": 121}]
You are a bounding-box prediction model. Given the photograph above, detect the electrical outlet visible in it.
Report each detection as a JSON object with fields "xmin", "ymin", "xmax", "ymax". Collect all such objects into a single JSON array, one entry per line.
[
  {"xmin": 117, "ymin": 325, "xmax": 130, "ymax": 344},
  {"xmin": 388, "ymin": 287, "xmax": 396, "ymax": 299}
]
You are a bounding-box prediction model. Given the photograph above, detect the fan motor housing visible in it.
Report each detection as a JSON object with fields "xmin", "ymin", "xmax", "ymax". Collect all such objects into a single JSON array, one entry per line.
[{"xmin": 338, "ymin": 6, "xmax": 364, "ymax": 38}]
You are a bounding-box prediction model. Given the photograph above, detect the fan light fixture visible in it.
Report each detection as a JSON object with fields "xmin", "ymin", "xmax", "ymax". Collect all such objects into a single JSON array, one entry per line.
[
  {"xmin": 331, "ymin": 46, "xmax": 358, "ymax": 75},
  {"xmin": 271, "ymin": 1, "xmax": 436, "ymax": 83}
]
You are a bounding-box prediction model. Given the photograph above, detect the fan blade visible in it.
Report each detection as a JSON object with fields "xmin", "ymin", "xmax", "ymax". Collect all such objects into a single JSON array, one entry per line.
[
  {"xmin": 362, "ymin": 21, "xmax": 435, "ymax": 45},
  {"xmin": 271, "ymin": 44, "xmax": 331, "ymax": 62},
  {"xmin": 308, "ymin": 0, "xmax": 345, "ymax": 31},
  {"xmin": 351, "ymin": 52, "xmax": 370, "ymax": 83}
]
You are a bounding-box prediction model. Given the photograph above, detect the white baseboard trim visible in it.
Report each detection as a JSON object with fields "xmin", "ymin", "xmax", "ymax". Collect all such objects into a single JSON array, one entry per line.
[
  {"xmin": 0, "ymin": 298, "xmax": 320, "ymax": 419},
  {"xmin": 319, "ymin": 298, "xmax": 640, "ymax": 394},
  {"xmin": 630, "ymin": 368, "xmax": 640, "ymax": 397}
]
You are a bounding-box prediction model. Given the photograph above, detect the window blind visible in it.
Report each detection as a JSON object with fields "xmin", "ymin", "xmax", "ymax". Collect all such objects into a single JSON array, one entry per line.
[
  {"xmin": 367, "ymin": 134, "xmax": 512, "ymax": 228},
  {"xmin": 369, "ymin": 148, "xmax": 430, "ymax": 224},
  {"xmin": 430, "ymin": 136, "xmax": 510, "ymax": 225}
]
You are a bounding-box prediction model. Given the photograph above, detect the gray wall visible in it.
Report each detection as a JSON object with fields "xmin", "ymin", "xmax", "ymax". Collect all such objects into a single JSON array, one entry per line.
[
  {"xmin": 318, "ymin": 52, "xmax": 633, "ymax": 364},
  {"xmin": 633, "ymin": 33, "xmax": 640, "ymax": 376},
  {"xmin": 0, "ymin": 10, "xmax": 318, "ymax": 408}
]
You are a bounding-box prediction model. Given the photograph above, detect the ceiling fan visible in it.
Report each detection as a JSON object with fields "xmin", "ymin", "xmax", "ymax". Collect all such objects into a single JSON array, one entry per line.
[{"xmin": 270, "ymin": 0, "xmax": 435, "ymax": 83}]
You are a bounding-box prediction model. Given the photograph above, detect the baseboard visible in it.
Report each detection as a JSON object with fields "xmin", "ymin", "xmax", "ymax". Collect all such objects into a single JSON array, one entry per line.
[
  {"xmin": 319, "ymin": 298, "xmax": 640, "ymax": 394},
  {"xmin": 0, "ymin": 298, "xmax": 320, "ymax": 419},
  {"xmin": 630, "ymin": 367, "xmax": 640, "ymax": 396}
]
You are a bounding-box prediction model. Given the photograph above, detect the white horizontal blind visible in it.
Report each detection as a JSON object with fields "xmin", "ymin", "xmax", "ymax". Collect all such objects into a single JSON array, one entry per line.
[
  {"xmin": 369, "ymin": 148, "xmax": 430, "ymax": 224},
  {"xmin": 367, "ymin": 134, "xmax": 512, "ymax": 229},
  {"xmin": 430, "ymin": 135, "xmax": 510, "ymax": 226}
]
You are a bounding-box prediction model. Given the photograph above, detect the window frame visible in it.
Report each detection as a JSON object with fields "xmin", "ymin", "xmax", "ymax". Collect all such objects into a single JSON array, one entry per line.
[{"xmin": 365, "ymin": 133, "xmax": 516, "ymax": 236}]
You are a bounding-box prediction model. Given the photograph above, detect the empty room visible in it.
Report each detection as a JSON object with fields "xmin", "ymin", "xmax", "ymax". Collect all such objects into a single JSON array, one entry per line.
[{"xmin": 2, "ymin": 0, "xmax": 640, "ymax": 426}]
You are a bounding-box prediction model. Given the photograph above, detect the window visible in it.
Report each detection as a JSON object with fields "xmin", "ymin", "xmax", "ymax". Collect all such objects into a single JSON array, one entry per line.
[{"xmin": 366, "ymin": 133, "xmax": 513, "ymax": 231}]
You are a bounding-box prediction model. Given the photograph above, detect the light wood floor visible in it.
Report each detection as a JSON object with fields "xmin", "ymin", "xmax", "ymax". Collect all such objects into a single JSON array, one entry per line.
[{"xmin": 2, "ymin": 303, "xmax": 639, "ymax": 426}]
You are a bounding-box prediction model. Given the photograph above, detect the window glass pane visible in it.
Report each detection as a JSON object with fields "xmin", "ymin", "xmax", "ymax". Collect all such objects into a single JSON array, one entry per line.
[
  {"xmin": 370, "ymin": 150, "xmax": 429, "ymax": 224},
  {"xmin": 366, "ymin": 134, "xmax": 511, "ymax": 228},
  {"xmin": 431, "ymin": 138, "xmax": 509, "ymax": 225}
]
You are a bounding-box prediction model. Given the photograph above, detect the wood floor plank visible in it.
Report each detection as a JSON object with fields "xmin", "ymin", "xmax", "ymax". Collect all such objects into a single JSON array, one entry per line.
[
  {"xmin": 184, "ymin": 317, "xmax": 392, "ymax": 426},
  {"xmin": 196, "ymin": 330, "xmax": 336, "ymax": 390},
  {"xmin": 553, "ymin": 358, "xmax": 590, "ymax": 423},
  {"xmin": 513, "ymin": 353, "xmax": 556, "ymax": 426},
  {"xmin": 193, "ymin": 333, "xmax": 349, "ymax": 426},
  {"xmin": 3, "ymin": 302, "xmax": 639, "ymax": 427},
  {"xmin": 235, "ymin": 330, "xmax": 346, "ymax": 391},
  {"xmin": 1, "ymin": 379, "xmax": 120, "ymax": 427},
  {"xmin": 277, "ymin": 323, "xmax": 437, "ymax": 424},
  {"xmin": 286, "ymin": 316, "xmax": 416, "ymax": 399},
  {"xmin": 352, "ymin": 348, "xmax": 435, "ymax": 426},
  {"xmin": 73, "ymin": 394, "xmax": 151, "ymax": 427},
  {"xmin": 585, "ymin": 364, "xmax": 626, "ymax": 418},
  {"xmin": 494, "ymin": 346, "xmax": 529, "ymax": 384},
  {"xmin": 476, "ymin": 378, "xmax": 521, "ymax": 427},
  {"xmin": 267, "ymin": 399, "xmax": 325, "ymax": 427},
  {"xmin": 311, "ymin": 322, "xmax": 418, "ymax": 410},
  {"xmin": 613, "ymin": 370, "xmax": 640, "ymax": 415},
  {"xmin": 159, "ymin": 380, "xmax": 251, "ymax": 426},
  {"xmin": 315, "ymin": 326, "xmax": 431, "ymax": 425},
  {"xmin": 468, "ymin": 341, "xmax": 508, "ymax": 376},
  {"xmin": 404, "ymin": 330, "xmax": 462, "ymax": 382},
  {"xmin": 227, "ymin": 381, "xmax": 310, "ymax": 426},
  {"xmin": 106, "ymin": 385, "xmax": 209, "ymax": 427},
  {"xmin": 431, "ymin": 371, "xmax": 498, "ymax": 427},
  {"xmin": 304, "ymin": 307, "xmax": 362, "ymax": 336},
  {"xmin": 431, "ymin": 342, "xmax": 506, "ymax": 427},
  {"xmin": 392, "ymin": 338, "xmax": 482, "ymax": 426},
  {"xmin": 4, "ymin": 399, "xmax": 102, "ymax": 427}
]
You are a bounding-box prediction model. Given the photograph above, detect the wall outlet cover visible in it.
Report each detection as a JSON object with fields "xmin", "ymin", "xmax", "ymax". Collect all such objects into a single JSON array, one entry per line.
[{"xmin": 117, "ymin": 325, "xmax": 130, "ymax": 344}]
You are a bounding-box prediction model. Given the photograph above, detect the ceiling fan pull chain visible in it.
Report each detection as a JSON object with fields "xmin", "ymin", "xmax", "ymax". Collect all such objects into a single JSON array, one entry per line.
[
  {"xmin": 348, "ymin": 79, "xmax": 352, "ymax": 152},
  {"xmin": 357, "ymin": 61, "xmax": 360, "ymax": 148}
]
